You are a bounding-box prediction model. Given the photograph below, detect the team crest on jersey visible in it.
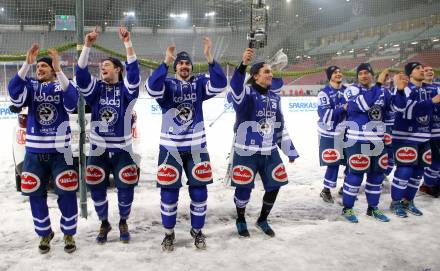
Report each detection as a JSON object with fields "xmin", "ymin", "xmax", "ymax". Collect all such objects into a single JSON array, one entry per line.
[
  {"xmin": 21, "ymin": 172, "xmax": 41, "ymax": 193},
  {"xmin": 379, "ymin": 153, "xmax": 388, "ymax": 170},
  {"xmin": 257, "ymin": 119, "xmax": 274, "ymax": 138},
  {"xmin": 119, "ymin": 165, "xmax": 138, "ymax": 184},
  {"xmin": 192, "ymin": 162, "xmax": 213, "ymax": 182},
  {"xmin": 99, "ymin": 106, "xmax": 118, "ymax": 126},
  {"xmin": 395, "ymin": 147, "xmax": 418, "ymax": 163},
  {"xmin": 175, "ymin": 103, "xmax": 194, "ymax": 125},
  {"xmin": 85, "ymin": 166, "xmax": 105, "ymax": 185},
  {"xmin": 416, "ymin": 115, "xmax": 430, "ymax": 126},
  {"xmin": 368, "ymin": 105, "xmax": 383, "ymax": 121},
  {"xmin": 56, "ymin": 170, "xmax": 79, "ymax": 191},
  {"xmin": 157, "ymin": 164, "xmax": 180, "ymax": 185},
  {"xmin": 271, "ymin": 164, "xmax": 288, "ymax": 182},
  {"xmin": 231, "ymin": 165, "xmax": 254, "ymax": 185},
  {"xmin": 321, "ymin": 149, "xmax": 341, "ymax": 163},
  {"xmin": 37, "ymin": 103, "xmax": 58, "ymax": 125},
  {"xmin": 349, "ymin": 154, "xmax": 370, "ymax": 171},
  {"xmin": 422, "ymin": 150, "xmax": 432, "ymax": 165}
]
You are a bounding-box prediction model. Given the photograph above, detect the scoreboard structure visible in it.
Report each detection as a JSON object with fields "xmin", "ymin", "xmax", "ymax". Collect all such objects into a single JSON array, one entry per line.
[{"xmin": 55, "ymin": 15, "xmax": 76, "ymax": 31}]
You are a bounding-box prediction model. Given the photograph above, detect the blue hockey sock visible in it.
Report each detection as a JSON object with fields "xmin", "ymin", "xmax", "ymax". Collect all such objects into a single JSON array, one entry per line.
[
  {"xmin": 160, "ymin": 188, "xmax": 179, "ymax": 229},
  {"xmin": 404, "ymin": 167, "xmax": 423, "ymax": 201},
  {"xmin": 90, "ymin": 189, "xmax": 108, "ymax": 221},
  {"xmin": 342, "ymin": 172, "xmax": 363, "ymax": 208},
  {"xmin": 57, "ymin": 193, "xmax": 78, "ymax": 236},
  {"xmin": 391, "ymin": 166, "xmax": 413, "ymax": 201},
  {"xmin": 189, "ymin": 185, "xmax": 208, "ymax": 230},
  {"xmin": 365, "ymin": 172, "xmax": 384, "ymax": 208},
  {"xmin": 118, "ymin": 187, "xmax": 134, "ymax": 220},
  {"xmin": 234, "ymin": 187, "xmax": 252, "ymax": 222},
  {"xmin": 423, "ymin": 160, "xmax": 440, "ymax": 187},
  {"xmin": 323, "ymin": 165, "xmax": 339, "ymax": 189},
  {"xmin": 29, "ymin": 195, "xmax": 52, "ymax": 237}
]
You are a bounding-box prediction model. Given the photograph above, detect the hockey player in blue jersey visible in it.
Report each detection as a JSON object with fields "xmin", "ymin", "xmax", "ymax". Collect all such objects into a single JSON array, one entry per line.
[
  {"xmin": 228, "ymin": 48, "xmax": 299, "ymax": 237},
  {"xmin": 8, "ymin": 45, "xmax": 79, "ymax": 253},
  {"xmin": 419, "ymin": 65, "xmax": 440, "ymax": 198},
  {"xmin": 341, "ymin": 64, "xmax": 407, "ymax": 223},
  {"xmin": 382, "ymin": 75, "xmax": 396, "ymax": 177},
  {"xmin": 390, "ymin": 62, "xmax": 440, "ymax": 217},
  {"xmin": 75, "ymin": 26, "xmax": 140, "ymax": 243},
  {"xmin": 318, "ymin": 66, "xmax": 347, "ymax": 203},
  {"xmin": 146, "ymin": 37, "xmax": 227, "ymax": 251}
]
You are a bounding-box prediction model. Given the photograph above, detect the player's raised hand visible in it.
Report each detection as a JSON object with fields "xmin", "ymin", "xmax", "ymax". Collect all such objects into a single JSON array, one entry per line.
[
  {"xmin": 26, "ymin": 43, "xmax": 40, "ymax": 64},
  {"xmin": 203, "ymin": 37, "xmax": 213, "ymax": 64},
  {"xmin": 165, "ymin": 45, "xmax": 176, "ymax": 66},
  {"xmin": 119, "ymin": 25, "xmax": 131, "ymax": 43},
  {"xmin": 377, "ymin": 68, "xmax": 390, "ymax": 85},
  {"xmin": 393, "ymin": 72, "xmax": 409, "ymax": 91},
  {"xmin": 47, "ymin": 48, "xmax": 61, "ymax": 72},
  {"xmin": 242, "ymin": 48, "xmax": 254, "ymax": 66},
  {"xmin": 432, "ymin": 94, "xmax": 440, "ymax": 104},
  {"xmin": 85, "ymin": 25, "xmax": 99, "ymax": 47}
]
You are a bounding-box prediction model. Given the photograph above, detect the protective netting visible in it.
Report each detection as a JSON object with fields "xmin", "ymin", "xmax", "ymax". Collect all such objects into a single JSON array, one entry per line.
[{"xmin": 0, "ymin": 0, "xmax": 439, "ymax": 96}]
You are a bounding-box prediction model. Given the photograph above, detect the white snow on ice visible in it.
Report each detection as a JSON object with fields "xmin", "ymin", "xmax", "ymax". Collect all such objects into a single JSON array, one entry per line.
[{"xmin": 0, "ymin": 97, "xmax": 439, "ymax": 271}]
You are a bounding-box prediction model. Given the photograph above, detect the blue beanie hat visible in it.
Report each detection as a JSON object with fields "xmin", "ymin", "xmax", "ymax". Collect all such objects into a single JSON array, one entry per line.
[
  {"xmin": 37, "ymin": 57, "xmax": 54, "ymax": 71},
  {"xmin": 173, "ymin": 51, "xmax": 193, "ymax": 71},
  {"xmin": 356, "ymin": 63, "xmax": 374, "ymax": 77},
  {"xmin": 326, "ymin": 65, "xmax": 340, "ymax": 81},
  {"xmin": 404, "ymin": 61, "xmax": 422, "ymax": 77}
]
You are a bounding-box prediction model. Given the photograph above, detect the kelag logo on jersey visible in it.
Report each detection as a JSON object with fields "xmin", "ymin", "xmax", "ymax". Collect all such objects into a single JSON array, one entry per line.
[
  {"xmin": 34, "ymin": 92, "xmax": 61, "ymax": 104},
  {"xmin": 100, "ymin": 96, "xmax": 121, "ymax": 107},
  {"xmin": 37, "ymin": 103, "xmax": 58, "ymax": 125}
]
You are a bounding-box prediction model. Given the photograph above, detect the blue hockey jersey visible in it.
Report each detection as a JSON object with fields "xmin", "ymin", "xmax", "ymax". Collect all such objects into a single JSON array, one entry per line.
[
  {"xmin": 383, "ymin": 86, "xmax": 397, "ymax": 128},
  {"xmin": 146, "ymin": 61, "xmax": 227, "ymax": 151},
  {"xmin": 424, "ymin": 83, "xmax": 440, "ymax": 139},
  {"xmin": 75, "ymin": 59, "xmax": 140, "ymax": 152},
  {"xmin": 229, "ymin": 66, "xmax": 299, "ymax": 161},
  {"xmin": 392, "ymin": 81, "xmax": 436, "ymax": 144},
  {"xmin": 344, "ymin": 83, "xmax": 406, "ymax": 143},
  {"xmin": 317, "ymin": 84, "xmax": 347, "ymax": 138},
  {"xmin": 8, "ymin": 74, "xmax": 78, "ymax": 153}
]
